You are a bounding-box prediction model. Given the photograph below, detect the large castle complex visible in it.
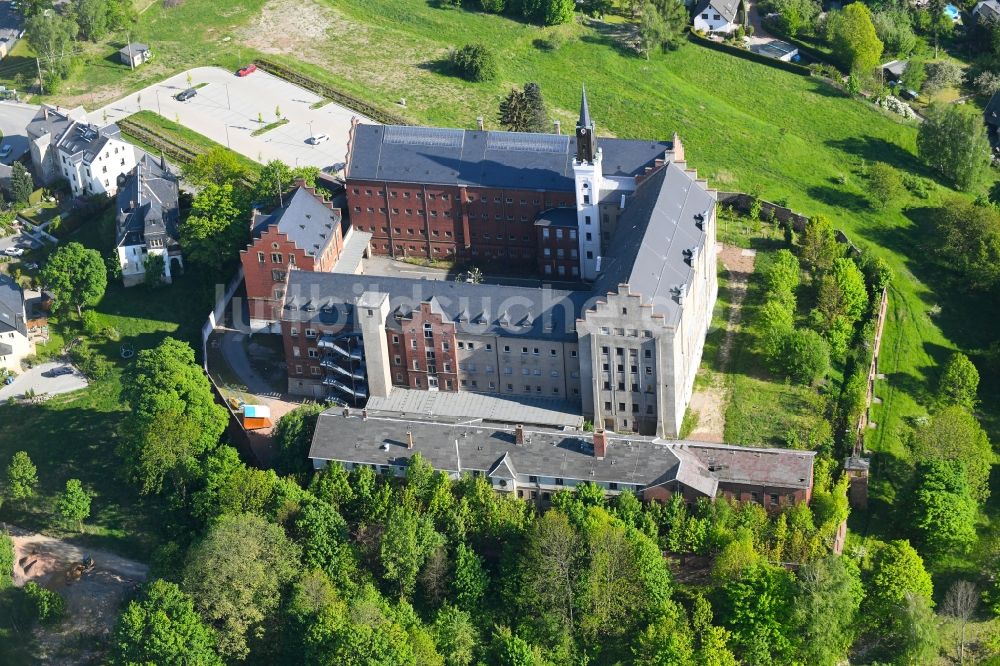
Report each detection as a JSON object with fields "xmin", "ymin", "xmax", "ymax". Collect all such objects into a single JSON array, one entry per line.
[{"xmin": 246, "ymin": 91, "xmax": 718, "ymax": 438}]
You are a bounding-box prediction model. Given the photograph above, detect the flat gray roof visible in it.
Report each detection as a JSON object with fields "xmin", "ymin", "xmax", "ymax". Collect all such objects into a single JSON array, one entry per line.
[
  {"xmin": 366, "ymin": 388, "xmax": 585, "ymax": 428},
  {"xmin": 332, "ymin": 228, "xmax": 372, "ymax": 274}
]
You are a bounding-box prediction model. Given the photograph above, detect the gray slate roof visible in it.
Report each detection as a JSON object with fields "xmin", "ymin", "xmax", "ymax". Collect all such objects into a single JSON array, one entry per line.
[
  {"xmin": 281, "ymin": 269, "xmax": 588, "ymax": 341},
  {"xmin": 54, "ymin": 122, "xmax": 121, "ymax": 166},
  {"xmin": 986, "ymin": 91, "xmax": 1000, "ymax": 127},
  {"xmin": 347, "ymin": 124, "xmax": 672, "ymax": 191},
  {"xmin": 253, "ymin": 185, "xmax": 344, "ymax": 258},
  {"xmin": 0, "ymin": 276, "xmax": 26, "ymax": 337},
  {"xmin": 119, "ymin": 43, "xmax": 150, "ymax": 56},
  {"xmin": 975, "ymin": 0, "xmax": 1000, "ymax": 22},
  {"xmin": 592, "ymin": 162, "xmax": 716, "ymax": 326},
  {"xmin": 116, "ymin": 154, "xmax": 180, "ymax": 248},
  {"xmin": 695, "ymin": 0, "xmax": 742, "ymax": 22},
  {"xmin": 308, "ymin": 408, "xmax": 815, "ymax": 493}
]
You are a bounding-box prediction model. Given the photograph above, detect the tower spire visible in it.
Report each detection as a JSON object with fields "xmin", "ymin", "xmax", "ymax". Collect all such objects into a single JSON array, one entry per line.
[{"xmin": 578, "ymin": 84, "xmax": 592, "ymax": 130}]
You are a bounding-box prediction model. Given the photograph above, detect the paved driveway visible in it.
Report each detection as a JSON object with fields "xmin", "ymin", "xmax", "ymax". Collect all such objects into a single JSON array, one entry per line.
[
  {"xmin": 0, "ymin": 362, "xmax": 88, "ymax": 400},
  {"xmin": 94, "ymin": 66, "xmax": 374, "ymax": 170},
  {"xmin": 0, "ymin": 101, "xmax": 36, "ymax": 166}
]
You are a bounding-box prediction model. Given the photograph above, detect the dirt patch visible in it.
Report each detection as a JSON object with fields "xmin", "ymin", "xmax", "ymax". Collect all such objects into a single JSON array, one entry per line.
[
  {"xmin": 10, "ymin": 527, "xmax": 148, "ymax": 665},
  {"xmin": 238, "ymin": 0, "xmax": 350, "ymax": 63},
  {"xmin": 686, "ymin": 244, "xmax": 757, "ymax": 442},
  {"xmin": 687, "ymin": 384, "xmax": 726, "ymax": 443}
]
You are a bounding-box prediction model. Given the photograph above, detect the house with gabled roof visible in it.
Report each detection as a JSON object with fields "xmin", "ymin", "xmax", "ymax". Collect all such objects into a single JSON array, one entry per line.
[
  {"xmin": 693, "ymin": 0, "xmax": 746, "ymax": 34},
  {"xmin": 115, "ymin": 154, "xmax": 182, "ymax": 287},
  {"xmin": 0, "ymin": 276, "xmax": 32, "ymax": 371}
]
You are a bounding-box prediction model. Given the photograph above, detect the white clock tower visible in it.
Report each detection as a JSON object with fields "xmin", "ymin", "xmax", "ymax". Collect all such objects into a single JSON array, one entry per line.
[{"xmin": 573, "ymin": 86, "xmax": 603, "ymax": 281}]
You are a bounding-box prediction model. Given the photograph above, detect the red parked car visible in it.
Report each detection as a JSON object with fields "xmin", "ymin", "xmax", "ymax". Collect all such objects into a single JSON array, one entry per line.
[{"xmin": 237, "ymin": 64, "xmax": 257, "ymax": 77}]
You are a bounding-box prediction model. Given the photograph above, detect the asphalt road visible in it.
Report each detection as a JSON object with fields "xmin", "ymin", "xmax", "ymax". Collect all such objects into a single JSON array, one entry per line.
[
  {"xmin": 93, "ymin": 66, "xmax": 374, "ymax": 170},
  {"xmin": 0, "ymin": 100, "xmax": 35, "ymax": 166},
  {"xmin": 0, "ymin": 361, "xmax": 88, "ymax": 400}
]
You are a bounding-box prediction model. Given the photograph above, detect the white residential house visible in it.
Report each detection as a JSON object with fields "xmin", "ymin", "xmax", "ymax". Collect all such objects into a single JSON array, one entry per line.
[
  {"xmin": 115, "ymin": 154, "xmax": 183, "ymax": 287},
  {"xmin": 26, "ymin": 105, "xmax": 137, "ymax": 198},
  {"xmin": 0, "ymin": 276, "xmax": 33, "ymax": 371},
  {"xmin": 693, "ymin": 0, "xmax": 745, "ymax": 34}
]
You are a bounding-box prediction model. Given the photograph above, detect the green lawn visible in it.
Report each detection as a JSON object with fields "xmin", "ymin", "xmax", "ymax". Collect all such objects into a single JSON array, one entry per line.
[{"xmin": 121, "ymin": 110, "xmax": 261, "ymax": 174}]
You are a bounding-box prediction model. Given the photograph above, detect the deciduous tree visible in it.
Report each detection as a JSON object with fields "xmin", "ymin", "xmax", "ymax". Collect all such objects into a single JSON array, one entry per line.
[
  {"xmin": 119, "ymin": 338, "xmax": 227, "ymax": 496},
  {"xmin": 826, "ymin": 3, "xmax": 883, "ymax": 74},
  {"xmin": 111, "ymin": 579, "xmax": 222, "ymax": 666},
  {"xmin": 56, "ymin": 478, "xmax": 91, "ymax": 531},
  {"xmin": 183, "ymin": 513, "xmax": 300, "ymax": 660},
  {"xmin": 909, "ymin": 459, "xmax": 978, "ymax": 555},
  {"xmin": 938, "ymin": 352, "xmax": 979, "ymax": 409},
  {"xmin": 792, "ymin": 555, "xmax": 863, "ymax": 665},
  {"xmin": 40, "ymin": 242, "xmax": 107, "ymax": 316},
  {"xmin": 800, "ymin": 216, "xmax": 839, "ymax": 276},
  {"xmin": 179, "ymin": 182, "xmax": 249, "ymax": 270},
  {"xmin": 6, "ymin": 451, "xmax": 37, "ymax": 509},
  {"xmin": 911, "ymin": 405, "xmax": 992, "ymax": 503},
  {"xmin": 865, "ymin": 162, "xmax": 903, "ymax": 210},
  {"xmin": 918, "ymin": 103, "xmax": 991, "ymax": 191},
  {"xmin": 273, "ymin": 403, "xmax": 325, "ymax": 476}
]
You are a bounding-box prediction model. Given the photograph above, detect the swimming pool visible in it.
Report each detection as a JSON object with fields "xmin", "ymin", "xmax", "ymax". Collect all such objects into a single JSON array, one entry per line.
[{"xmin": 945, "ymin": 4, "xmax": 960, "ymax": 21}]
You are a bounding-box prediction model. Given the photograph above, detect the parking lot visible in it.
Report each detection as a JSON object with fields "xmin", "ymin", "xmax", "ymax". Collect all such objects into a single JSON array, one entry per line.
[
  {"xmin": 94, "ymin": 66, "xmax": 374, "ymax": 170},
  {"xmin": 0, "ymin": 101, "xmax": 35, "ymax": 167},
  {"xmin": 0, "ymin": 361, "xmax": 88, "ymax": 401}
]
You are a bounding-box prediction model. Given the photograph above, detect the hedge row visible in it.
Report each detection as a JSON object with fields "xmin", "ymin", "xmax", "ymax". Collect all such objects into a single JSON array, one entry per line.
[
  {"xmin": 688, "ymin": 32, "xmax": 813, "ymax": 76},
  {"xmin": 254, "ymin": 58, "xmax": 411, "ymax": 126}
]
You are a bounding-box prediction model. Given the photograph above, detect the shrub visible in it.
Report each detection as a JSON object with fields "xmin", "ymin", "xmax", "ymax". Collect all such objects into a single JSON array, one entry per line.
[
  {"xmin": 22, "ymin": 581, "xmax": 64, "ymax": 624},
  {"xmin": 80, "ymin": 309, "xmax": 102, "ymax": 337},
  {"xmin": 0, "ymin": 534, "xmax": 12, "ymax": 588},
  {"xmin": 901, "ymin": 173, "xmax": 930, "ymax": 199},
  {"xmin": 449, "ymin": 43, "xmax": 498, "ymax": 82},
  {"xmin": 780, "ymin": 328, "xmax": 830, "ymax": 385}
]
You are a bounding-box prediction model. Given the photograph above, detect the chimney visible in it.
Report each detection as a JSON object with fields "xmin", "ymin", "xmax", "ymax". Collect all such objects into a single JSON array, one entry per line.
[
  {"xmin": 407, "ymin": 430, "xmax": 414, "ymax": 449},
  {"xmin": 672, "ymin": 132, "xmax": 684, "ymax": 162},
  {"xmin": 515, "ymin": 424, "xmax": 524, "ymax": 446},
  {"xmin": 476, "ymin": 116, "xmax": 484, "ymax": 131},
  {"xmin": 593, "ymin": 428, "xmax": 607, "ymax": 459},
  {"xmin": 553, "ymin": 120, "xmax": 561, "ymax": 135}
]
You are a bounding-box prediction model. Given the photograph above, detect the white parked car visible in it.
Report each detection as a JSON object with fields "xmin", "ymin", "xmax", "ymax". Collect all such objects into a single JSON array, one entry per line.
[
  {"xmin": 4, "ymin": 247, "xmax": 25, "ymax": 257},
  {"xmin": 308, "ymin": 133, "xmax": 330, "ymax": 145}
]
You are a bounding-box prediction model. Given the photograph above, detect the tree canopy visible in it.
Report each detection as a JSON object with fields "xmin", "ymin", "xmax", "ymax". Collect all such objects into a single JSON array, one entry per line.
[
  {"xmin": 183, "ymin": 513, "xmax": 300, "ymax": 660},
  {"xmin": 111, "ymin": 579, "xmax": 222, "ymax": 666},
  {"xmin": 918, "ymin": 103, "xmax": 991, "ymax": 191},
  {"xmin": 40, "ymin": 242, "xmax": 108, "ymax": 316},
  {"xmin": 119, "ymin": 338, "xmax": 227, "ymax": 496},
  {"xmin": 827, "ymin": 3, "xmax": 883, "ymax": 74}
]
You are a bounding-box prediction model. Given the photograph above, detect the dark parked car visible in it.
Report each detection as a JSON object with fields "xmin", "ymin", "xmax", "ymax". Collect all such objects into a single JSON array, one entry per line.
[
  {"xmin": 176, "ymin": 88, "xmax": 197, "ymax": 101},
  {"xmin": 43, "ymin": 366, "xmax": 74, "ymax": 378}
]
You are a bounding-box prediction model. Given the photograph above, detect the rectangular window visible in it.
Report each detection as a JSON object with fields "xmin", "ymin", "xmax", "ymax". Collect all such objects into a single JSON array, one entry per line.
[
  {"xmin": 271, "ymin": 253, "xmax": 282, "ymax": 264},
  {"xmin": 307, "ymin": 349, "xmax": 318, "ymax": 359},
  {"xmin": 257, "ymin": 251, "xmax": 265, "ymax": 263}
]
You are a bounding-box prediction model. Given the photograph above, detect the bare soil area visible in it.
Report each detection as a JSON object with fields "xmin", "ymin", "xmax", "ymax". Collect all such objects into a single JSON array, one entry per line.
[
  {"xmin": 10, "ymin": 527, "xmax": 148, "ymax": 665},
  {"xmin": 687, "ymin": 244, "xmax": 756, "ymax": 442}
]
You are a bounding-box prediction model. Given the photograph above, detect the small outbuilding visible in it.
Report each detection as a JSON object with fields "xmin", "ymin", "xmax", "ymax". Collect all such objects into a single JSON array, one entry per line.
[
  {"xmin": 242, "ymin": 404, "xmax": 273, "ymax": 430},
  {"xmin": 119, "ymin": 43, "xmax": 152, "ymax": 68}
]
